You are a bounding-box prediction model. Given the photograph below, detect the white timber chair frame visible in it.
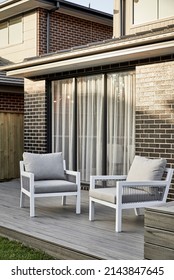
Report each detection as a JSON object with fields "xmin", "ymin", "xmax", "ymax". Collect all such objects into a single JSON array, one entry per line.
[
  {"xmin": 20, "ymin": 160, "xmax": 81, "ymax": 217},
  {"xmin": 89, "ymin": 168, "xmax": 173, "ymax": 232}
]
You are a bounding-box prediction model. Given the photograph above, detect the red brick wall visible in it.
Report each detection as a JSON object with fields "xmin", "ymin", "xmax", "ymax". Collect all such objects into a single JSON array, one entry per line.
[
  {"xmin": 0, "ymin": 92, "xmax": 24, "ymax": 113},
  {"xmin": 37, "ymin": 9, "xmax": 47, "ymax": 55},
  {"xmin": 37, "ymin": 9, "xmax": 113, "ymax": 55}
]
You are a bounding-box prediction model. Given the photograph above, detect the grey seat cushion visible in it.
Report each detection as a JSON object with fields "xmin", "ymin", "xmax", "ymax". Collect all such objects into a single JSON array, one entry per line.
[
  {"xmin": 89, "ymin": 187, "xmax": 160, "ymax": 204},
  {"xmin": 34, "ymin": 180, "xmax": 77, "ymax": 194}
]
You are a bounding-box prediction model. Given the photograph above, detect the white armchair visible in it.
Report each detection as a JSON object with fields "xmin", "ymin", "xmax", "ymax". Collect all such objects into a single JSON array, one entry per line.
[
  {"xmin": 89, "ymin": 156, "xmax": 173, "ymax": 232},
  {"xmin": 20, "ymin": 152, "xmax": 81, "ymax": 217}
]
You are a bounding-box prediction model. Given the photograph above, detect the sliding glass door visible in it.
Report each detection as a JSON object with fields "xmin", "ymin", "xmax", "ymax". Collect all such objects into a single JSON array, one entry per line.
[{"xmin": 52, "ymin": 71, "xmax": 135, "ymax": 182}]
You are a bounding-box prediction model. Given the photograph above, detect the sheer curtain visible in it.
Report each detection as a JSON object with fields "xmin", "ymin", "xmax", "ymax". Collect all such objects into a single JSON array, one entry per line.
[
  {"xmin": 77, "ymin": 75, "xmax": 104, "ymax": 182},
  {"xmin": 107, "ymin": 72, "xmax": 136, "ymax": 175},
  {"xmin": 52, "ymin": 79, "xmax": 75, "ymax": 170}
]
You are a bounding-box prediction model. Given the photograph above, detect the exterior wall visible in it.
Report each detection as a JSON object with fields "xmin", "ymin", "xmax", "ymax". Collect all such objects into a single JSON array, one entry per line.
[
  {"xmin": 23, "ymin": 9, "xmax": 112, "ymax": 151},
  {"xmin": 113, "ymin": 0, "xmax": 121, "ymax": 38},
  {"xmin": 24, "ymin": 79, "xmax": 47, "ymax": 153},
  {"xmin": 125, "ymin": 0, "xmax": 174, "ymax": 36},
  {"xmin": 0, "ymin": 12, "xmax": 37, "ymax": 63},
  {"xmin": 0, "ymin": 91, "xmax": 24, "ymax": 113},
  {"xmin": 1, "ymin": 7, "xmax": 112, "ymax": 151},
  {"xmin": 113, "ymin": 0, "xmax": 174, "ymax": 37},
  {"xmin": 136, "ymin": 61, "xmax": 174, "ymax": 200},
  {"xmin": 127, "ymin": 17, "xmax": 174, "ymax": 36},
  {"xmin": 37, "ymin": 9, "xmax": 113, "ymax": 55},
  {"xmin": 1, "ymin": 8, "xmax": 112, "ymax": 62}
]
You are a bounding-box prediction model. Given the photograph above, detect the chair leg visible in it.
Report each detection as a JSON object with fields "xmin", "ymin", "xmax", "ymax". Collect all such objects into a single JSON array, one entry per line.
[
  {"xmin": 116, "ymin": 207, "xmax": 122, "ymax": 232},
  {"xmin": 134, "ymin": 208, "xmax": 141, "ymax": 216},
  {"xmin": 76, "ymin": 193, "xmax": 81, "ymax": 214},
  {"xmin": 30, "ymin": 195, "xmax": 35, "ymax": 217},
  {"xmin": 62, "ymin": 196, "xmax": 66, "ymax": 205},
  {"xmin": 89, "ymin": 198, "xmax": 95, "ymax": 221},
  {"xmin": 20, "ymin": 191, "xmax": 24, "ymax": 208}
]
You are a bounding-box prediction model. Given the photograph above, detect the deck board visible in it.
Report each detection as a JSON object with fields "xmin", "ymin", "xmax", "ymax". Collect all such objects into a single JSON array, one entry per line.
[{"xmin": 0, "ymin": 179, "xmax": 144, "ymax": 259}]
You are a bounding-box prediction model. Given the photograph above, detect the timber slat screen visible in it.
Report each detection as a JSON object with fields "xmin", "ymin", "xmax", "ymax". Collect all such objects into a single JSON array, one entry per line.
[{"xmin": 0, "ymin": 112, "xmax": 23, "ymax": 180}]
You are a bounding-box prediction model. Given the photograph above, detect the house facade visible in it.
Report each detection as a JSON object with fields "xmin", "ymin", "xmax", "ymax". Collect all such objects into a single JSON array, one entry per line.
[
  {"xmin": 1, "ymin": 0, "xmax": 174, "ymax": 200},
  {"xmin": 0, "ymin": 0, "xmax": 113, "ymax": 63},
  {"xmin": 0, "ymin": 0, "xmax": 113, "ymax": 179}
]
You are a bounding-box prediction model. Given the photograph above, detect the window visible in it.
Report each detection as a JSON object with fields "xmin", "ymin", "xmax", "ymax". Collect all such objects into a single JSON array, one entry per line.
[
  {"xmin": 133, "ymin": 0, "xmax": 174, "ymax": 25},
  {"xmin": 0, "ymin": 16, "xmax": 23, "ymax": 48}
]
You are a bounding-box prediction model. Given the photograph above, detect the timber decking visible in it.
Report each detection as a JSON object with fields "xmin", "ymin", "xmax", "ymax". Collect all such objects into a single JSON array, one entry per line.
[
  {"xmin": 0, "ymin": 179, "xmax": 144, "ymax": 260},
  {"xmin": 144, "ymin": 202, "xmax": 174, "ymax": 259}
]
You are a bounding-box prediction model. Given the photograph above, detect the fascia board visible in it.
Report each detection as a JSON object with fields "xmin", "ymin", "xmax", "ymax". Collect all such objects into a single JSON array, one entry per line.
[
  {"xmin": 6, "ymin": 40, "xmax": 174, "ymax": 78},
  {"xmin": 0, "ymin": 0, "xmax": 54, "ymax": 22}
]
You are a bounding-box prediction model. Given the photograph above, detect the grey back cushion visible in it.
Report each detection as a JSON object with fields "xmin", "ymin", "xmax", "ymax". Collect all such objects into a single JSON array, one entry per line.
[
  {"xmin": 23, "ymin": 152, "xmax": 65, "ymax": 180},
  {"xmin": 127, "ymin": 155, "xmax": 167, "ymax": 181}
]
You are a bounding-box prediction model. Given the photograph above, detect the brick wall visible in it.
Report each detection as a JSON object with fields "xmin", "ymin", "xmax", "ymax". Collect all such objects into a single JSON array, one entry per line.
[
  {"xmin": 37, "ymin": 9, "xmax": 47, "ymax": 55},
  {"xmin": 24, "ymin": 79, "xmax": 47, "ymax": 153},
  {"xmin": 0, "ymin": 92, "xmax": 24, "ymax": 113},
  {"xmin": 37, "ymin": 9, "xmax": 113, "ymax": 55},
  {"xmin": 136, "ymin": 61, "xmax": 174, "ymax": 200}
]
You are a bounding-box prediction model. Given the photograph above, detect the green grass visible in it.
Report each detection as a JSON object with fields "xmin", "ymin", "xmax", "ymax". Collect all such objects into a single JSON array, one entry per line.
[{"xmin": 0, "ymin": 236, "xmax": 55, "ymax": 260}]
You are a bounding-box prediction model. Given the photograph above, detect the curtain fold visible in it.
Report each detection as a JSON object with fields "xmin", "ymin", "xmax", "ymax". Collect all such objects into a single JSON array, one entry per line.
[
  {"xmin": 77, "ymin": 75, "xmax": 104, "ymax": 182},
  {"xmin": 52, "ymin": 79, "xmax": 75, "ymax": 170},
  {"xmin": 107, "ymin": 72, "xmax": 135, "ymax": 175}
]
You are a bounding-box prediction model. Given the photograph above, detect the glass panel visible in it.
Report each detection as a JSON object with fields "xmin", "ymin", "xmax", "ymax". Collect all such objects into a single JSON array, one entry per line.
[
  {"xmin": 133, "ymin": 0, "xmax": 157, "ymax": 25},
  {"xmin": 52, "ymin": 79, "xmax": 75, "ymax": 170},
  {"xmin": 77, "ymin": 75, "xmax": 104, "ymax": 182},
  {"xmin": 9, "ymin": 17, "xmax": 22, "ymax": 45},
  {"xmin": 0, "ymin": 22, "xmax": 8, "ymax": 48},
  {"xmin": 159, "ymin": 0, "xmax": 174, "ymax": 19},
  {"xmin": 107, "ymin": 72, "xmax": 136, "ymax": 175}
]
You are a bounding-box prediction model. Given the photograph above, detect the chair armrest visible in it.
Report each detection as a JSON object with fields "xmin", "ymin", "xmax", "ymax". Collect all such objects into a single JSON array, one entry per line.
[
  {"xmin": 21, "ymin": 170, "xmax": 34, "ymax": 192},
  {"xmin": 65, "ymin": 170, "xmax": 79, "ymax": 177},
  {"xmin": 65, "ymin": 170, "xmax": 80, "ymax": 189},
  {"xmin": 21, "ymin": 170, "xmax": 34, "ymax": 180},
  {"xmin": 116, "ymin": 180, "xmax": 168, "ymax": 205},
  {"xmin": 117, "ymin": 180, "xmax": 167, "ymax": 188},
  {"xmin": 90, "ymin": 175, "xmax": 127, "ymax": 189}
]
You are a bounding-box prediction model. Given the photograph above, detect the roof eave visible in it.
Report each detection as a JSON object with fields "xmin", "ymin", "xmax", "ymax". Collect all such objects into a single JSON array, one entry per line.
[
  {"xmin": 4, "ymin": 40, "xmax": 174, "ymax": 79},
  {"xmin": 0, "ymin": 0, "xmax": 113, "ymax": 24}
]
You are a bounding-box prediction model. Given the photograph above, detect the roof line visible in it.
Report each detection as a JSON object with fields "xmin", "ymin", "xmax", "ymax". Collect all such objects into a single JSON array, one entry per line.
[
  {"xmin": 57, "ymin": 0, "xmax": 113, "ymax": 18},
  {"xmin": 0, "ymin": 0, "xmax": 113, "ymax": 19},
  {"xmin": 1, "ymin": 30, "xmax": 174, "ymax": 73}
]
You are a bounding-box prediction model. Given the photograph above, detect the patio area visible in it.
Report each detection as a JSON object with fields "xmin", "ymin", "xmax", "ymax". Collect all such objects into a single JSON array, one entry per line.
[{"xmin": 0, "ymin": 179, "xmax": 144, "ymax": 260}]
